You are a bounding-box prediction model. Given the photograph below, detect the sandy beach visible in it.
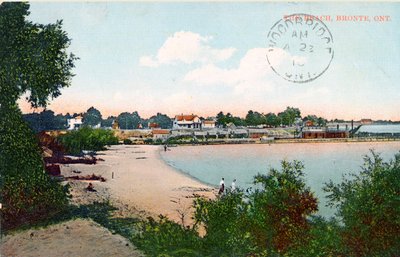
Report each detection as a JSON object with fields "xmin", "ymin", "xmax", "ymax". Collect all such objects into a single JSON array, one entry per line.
[
  {"xmin": 1, "ymin": 145, "xmax": 215, "ymax": 256},
  {"xmin": 90, "ymin": 144, "xmax": 215, "ymax": 224}
]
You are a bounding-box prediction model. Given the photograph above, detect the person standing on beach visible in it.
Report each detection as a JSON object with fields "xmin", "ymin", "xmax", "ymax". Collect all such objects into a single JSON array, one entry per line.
[
  {"xmin": 164, "ymin": 145, "xmax": 167, "ymax": 152},
  {"xmin": 231, "ymin": 179, "xmax": 236, "ymax": 192},
  {"xmin": 218, "ymin": 178, "xmax": 225, "ymax": 195}
]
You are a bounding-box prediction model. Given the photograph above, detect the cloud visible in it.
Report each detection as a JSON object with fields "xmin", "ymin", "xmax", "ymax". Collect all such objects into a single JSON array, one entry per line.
[
  {"xmin": 184, "ymin": 48, "xmax": 277, "ymax": 92},
  {"xmin": 139, "ymin": 31, "xmax": 236, "ymax": 67}
]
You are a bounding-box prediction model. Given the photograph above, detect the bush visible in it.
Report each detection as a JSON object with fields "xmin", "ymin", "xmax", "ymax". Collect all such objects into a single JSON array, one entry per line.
[
  {"xmin": 324, "ymin": 151, "xmax": 400, "ymax": 256},
  {"xmin": 194, "ymin": 191, "xmax": 257, "ymax": 256},
  {"xmin": 248, "ymin": 160, "xmax": 318, "ymax": 254},
  {"xmin": 59, "ymin": 127, "xmax": 118, "ymax": 155},
  {"xmin": 0, "ymin": 105, "xmax": 69, "ymax": 231},
  {"xmin": 133, "ymin": 215, "xmax": 202, "ymax": 257},
  {"xmin": 123, "ymin": 138, "xmax": 133, "ymax": 145}
]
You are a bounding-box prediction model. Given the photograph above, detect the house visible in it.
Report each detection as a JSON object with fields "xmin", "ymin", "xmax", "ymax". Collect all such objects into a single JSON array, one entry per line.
[
  {"xmin": 202, "ymin": 120, "xmax": 216, "ymax": 129},
  {"xmin": 67, "ymin": 115, "xmax": 83, "ymax": 130},
  {"xmin": 173, "ymin": 114, "xmax": 202, "ymax": 130},
  {"xmin": 152, "ymin": 129, "xmax": 170, "ymax": 141}
]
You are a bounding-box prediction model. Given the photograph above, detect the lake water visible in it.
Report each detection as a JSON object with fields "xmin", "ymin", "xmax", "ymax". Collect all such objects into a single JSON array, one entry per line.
[{"xmin": 161, "ymin": 141, "xmax": 400, "ymax": 218}]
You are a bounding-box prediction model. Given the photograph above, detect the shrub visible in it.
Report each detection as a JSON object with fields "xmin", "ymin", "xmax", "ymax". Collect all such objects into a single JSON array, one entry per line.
[
  {"xmin": 0, "ymin": 106, "xmax": 69, "ymax": 231},
  {"xmin": 324, "ymin": 151, "xmax": 400, "ymax": 256},
  {"xmin": 194, "ymin": 191, "xmax": 257, "ymax": 256},
  {"xmin": 59, "ymin": 127, "xmax": 118, "ymax": 155},
  {"xmin": 248, "ymin": 160, "xmax": 318, "ymax": 254},
  {"xmin": 123, "ymin": 138, "xmax": 133, "ymax": 145},
  {"xmin": 133, "ymin": 215, "xmax": 202, "ymax": 257}
]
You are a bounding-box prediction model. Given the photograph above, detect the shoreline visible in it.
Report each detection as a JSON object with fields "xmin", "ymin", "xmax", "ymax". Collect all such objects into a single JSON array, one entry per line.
[
  {"xmin": 162, "ymin": 137, "xmax": 400, "ymax": 147},
  {"xmin": 85, "ymin": 145, "xmax": 215, "ymax": 225}
]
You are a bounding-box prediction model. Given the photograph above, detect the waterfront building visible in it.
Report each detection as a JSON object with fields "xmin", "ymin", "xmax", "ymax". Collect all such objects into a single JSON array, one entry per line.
[
  {"xmin": 67, "ymin": 115, "xmax": 83, "ymax": 130},
  {"xmin": 202, "ymin": 120, "xmax": 216, "ymax": 129},
  {"xmin": 173, "ymin": 114, "xmax": 202, "ymax": 130}
]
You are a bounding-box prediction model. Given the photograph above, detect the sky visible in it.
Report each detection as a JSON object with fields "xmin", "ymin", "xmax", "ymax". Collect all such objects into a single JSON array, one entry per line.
[{"xmin": 18, "ymin": 2, "xmax": 400, "ymax": 120}]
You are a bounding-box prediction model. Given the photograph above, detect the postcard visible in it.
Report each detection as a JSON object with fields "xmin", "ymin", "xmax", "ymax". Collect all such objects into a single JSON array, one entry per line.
[{"xmin": 1, "ymin": 2, "xmax": 399, "ymax": 256}]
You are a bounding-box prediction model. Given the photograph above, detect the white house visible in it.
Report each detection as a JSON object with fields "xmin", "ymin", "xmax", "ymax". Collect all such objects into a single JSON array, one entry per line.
[
  {"xmin": 202, "ymin": 120, "xmax": 216, "ymax": 129},
  {"xmin": 67, "ymin": 115, "xmax": 83, "ymax": 130},
  {"xmin": 173, "ymin": 114, "xmax": 202, "ymax": 130}
]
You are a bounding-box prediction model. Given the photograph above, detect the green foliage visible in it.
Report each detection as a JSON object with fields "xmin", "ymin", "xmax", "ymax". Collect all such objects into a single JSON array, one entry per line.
[
  {"xmin": 216, "ymin": 111, "xmax": 246, "ymax": 127},
  {"xmin": 278, "ymin": 107, "xmax": 301, "ymax": 126},
  {"xmin": 248, "ymin": 160, "xmax": 318, "ymax": 254},
  {"xmin": 0, "ymin": 105, "xmax": 69, "ymax": 231},
  {"xmin": 0, "ymin": 2, "xmax": 77, "ymax": 108},
  {"xmin": 288, "ymin": 217, "xmax": 345, "ymax": 257},
  {"xmin": 303, "ymin": 115, "xmax": 327, "ymax": 127},
  {"xmin": 194, "ymin": 192, "xmax": 257, "ymax": 256},
  {"xmin": 82, "ymin": 106, "xmax": 102, "ymax": 127},
  {"xmin": 265, "ymin": 112, "xmax": 281, "ymax": 127},
  {"xmin": 23, "ymin": 109, "xmax": 67, "ymax": 132},
  {"xmin": 245, "ymin": 110, "xmax": 266, "ymax": 126},
  {"xmin": 147, "ymin": 113, "xmax": 173, "ymax": 129},
  {"xmin": 324, "ymin": 151, "xmax": 400, "ymax": 256},
  {"xmin": 59, "ymin": 127, "xmax": 118, "ymax": 155},
  {"xmin": 0, "ymin": 2, "xmax": 75, "ymax": 231},
  {"xmin": 117, "ymin": 111, "xmax": 142, "ymax": 129},
  {"xmin": 133, "ymin": 215, "xmax": 202, "ymax": 257},
  {"xmin": 101, "ymin": 116, "xmax": 117, "ymax": 128},
  {"xmin": 123, "ymin": 138, "xmax": 133, "ymax": 145}
]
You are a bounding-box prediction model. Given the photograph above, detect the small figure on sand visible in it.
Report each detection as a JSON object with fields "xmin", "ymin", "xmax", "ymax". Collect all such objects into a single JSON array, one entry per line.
[
  {"xmin": 86, "ymin": 182, "xmax": 96, "ymax": 192},
  {"xmin": 218, "ymin": 177, "xmax": 225, "ymax": 195},
  {"xmin": 231, "ymin": 179, "xmax": 236, "ymax": 192},
  {"xmin": 164, "ymin": 145, "xmax": 167, "ymax": 152}
]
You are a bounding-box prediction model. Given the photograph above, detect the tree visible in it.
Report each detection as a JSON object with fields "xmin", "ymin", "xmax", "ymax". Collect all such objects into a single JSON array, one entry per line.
[
  {"xmin": 101, "ymin": 115, "xmax": 116, "ymax": 128},
  {"xmin": 248, "ymin": 160, "xmax": 318, "ymax": 253},
  {"xmin": 117, "ymin": 111, "xmax": 142, "ymax": 129},
  {"xmin": 216, "ymin": 111, "xmax": 226, "ymax": 127},
  {"xmin": 279, "ymin": 107, "xmax": 301, "ymax": 126},
  {"xmin": 82, "ymin": 106, "xmax": 102, "ymax": 127},
  {"xmin": 265, "ymin": 112, "xmax": 281, "ymax": 127},
  {"xmin": 194, "ymin": 192, "xmax": 256, "ymax": 256},
  {"xmin": 23, "ymin": 109, "xmax": 68, "ymax": 132},
  {"xmin": 0, "ymin": 2, "xmax": 77, "ymax": 108},
  {"xmin": 148, "ymin": 113, "xmax": 172, "ymax": 129},
  {"xmin": 0, "ymin": 2, "xmax": 76, "ymax": 229},
  {"xmin": 324, "ymin": 152, "xmax": 400, "ymax": 256}
]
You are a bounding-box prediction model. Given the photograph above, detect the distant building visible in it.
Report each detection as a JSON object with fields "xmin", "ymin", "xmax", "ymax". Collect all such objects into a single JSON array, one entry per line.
[
  {"xmin": 202, "ymin": 120, "xmax": 216, "ymax": 129},
  {"xmin": 302, "ymin": 127, "xmax": 349, "ymax": 139},
  {"xmin": 173, "ymin": 114, "xmax": 202, "ymax": 130},
  {"xmin": 152, "ymin": 129, "xmax": 170, "ymax": 141},
  {"xmin": 112, "ymin": 119, "xmax": 119, "ymax": 130},
  {"xmin": 305, "ymin": 120, "xmax": 314, "ymax": 127},
  {"xmin": 248, "ymin": 128, "xmax": 270, "ymax": 139},
  {"xmin": 360, "ymin": 119, "xmax": 373, "ymax": 125},
  {"xmin": 148, "ymin": 122, "xmax": 160, "ymax": 129},
  {"xmin": 67, "ymin": 115, "xmax": 83, "ymax": 130}
]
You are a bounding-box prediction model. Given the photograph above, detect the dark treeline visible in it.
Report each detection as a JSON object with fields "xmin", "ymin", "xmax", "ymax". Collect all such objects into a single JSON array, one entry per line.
[
  {"xmin": 23, "ymin": 105, "xmax": 399, "ymax": 132},
  {"xmin": 23, "ymin": 107, "xmax": 174, "ymax": 132},
  {"xmin": 23, "ymin": 106, "xmax": 326, "ymax": 132}
]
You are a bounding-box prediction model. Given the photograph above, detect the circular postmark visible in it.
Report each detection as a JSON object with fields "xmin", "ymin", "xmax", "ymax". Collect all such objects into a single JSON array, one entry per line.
[{"xmin": 266, "ymin": 13, "xmax": 334, "ymax": 83}]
